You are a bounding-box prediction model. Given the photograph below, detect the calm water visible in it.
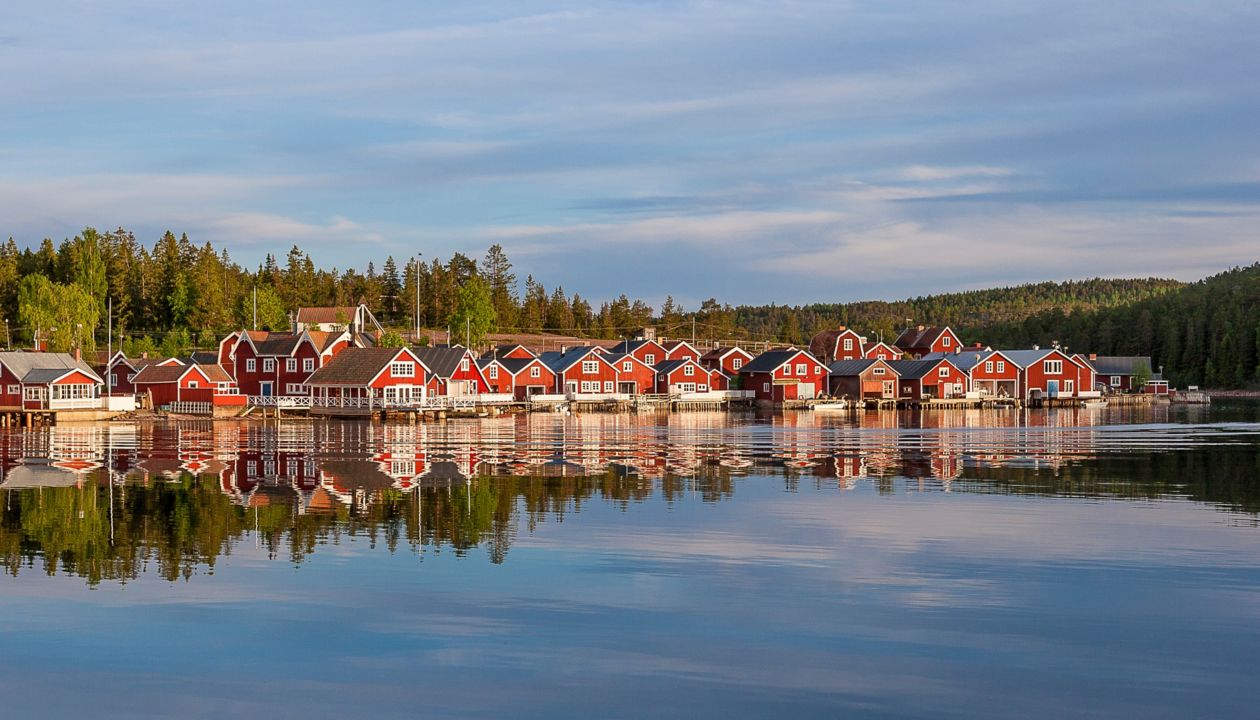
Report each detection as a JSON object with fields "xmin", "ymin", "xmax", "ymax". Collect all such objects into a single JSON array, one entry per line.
[{"xmin": 2, "ymin": 403, "xmax": 1259, "ymax": 719}]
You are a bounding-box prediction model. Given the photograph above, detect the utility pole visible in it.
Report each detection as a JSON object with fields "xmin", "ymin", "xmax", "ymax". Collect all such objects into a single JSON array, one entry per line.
[
  {"xmin": 253, "ymin": 284, "xmax": 258, "ymax": 331},
  {"xmin": 107, "ymin": 297, "xmax": 113, "ymax": 395},
  {"xmin": 691, "ymin": 316, "xmax": 696, "ymax": 345},
  {"xmin": 413, "ymin": 256, "xmax": 421, "ymax": 343}
]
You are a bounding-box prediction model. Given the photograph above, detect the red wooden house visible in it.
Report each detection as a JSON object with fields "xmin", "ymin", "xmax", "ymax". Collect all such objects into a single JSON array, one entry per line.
[
  {"xmin": 654, "ymin": 358, "xmax": 727, "ymax": 394},
  {"xmin": 1082, "ymin": 355, "xmax": 1161, "ymax": 393},
  {"xmin": 499, "ymin": 357, "xmax": 558, "ymax": 400},
  {"xmin": 220, "ymin": 329, "xmax": 353, "ymax": 398},
  {"xmin": 132, "ymin": 363, "xmax": 246, "ymax": 410},
  {"xmin": 699, "ymin": 346, "xmax": 753, "ymax": 379},
  {"xmin": 863, "ymin": 342, "xmax": 902, "ymax": 362},
  {"xmin": 888, "ymin": 358, "xmax": 969, "ymax": 399},
  {"xmin": 412, "ymin": 346, "xmax": 490, "ymax": 396},
  {"xmin": 962, "ymin": 350, "xmax": 1020, "ymax": 399},
  {"xmin": 661, "ymin": 340, "xmax": 701, "ymax": 362},
  {"xmin": 1002, "ymin": 348, "xmax": 1093, "ymax": 400},
  {"xmin": 738, "ymin": 349, "xmax": 829, "ymax": 402},
  {"xmin": 894, "ymin": 326, "xmax": 961, "ymax": 359},
  {"xmin": 104, "ymin": 353, "xmax": 183, "ymax": 395},
  {"xmin": 477, "ymin": 357, "xmax": 515, "ymax": 394},
  {"xmin": 540, "ymin": 347, "xmax": 620, "ymax": 394},
  {"xmin": 305, "ymin": 347, "xmax": 430, "ymax": 408},
  {"xmin": 809, "ymin": 326, "xmax": 867, "ymax": 363},
  {"xmin": 609, "ymin": 338, "xmax": 668, "ymax": 367},
  {"xmin": 0, "ymin": 352, "xmax": 103, "ymax": 410},
  {"xmin": 827, "ymin": 358, "xmax": 901, "ymax": 400},
  {"xmin": 605, "ymin": 353, "xmax": 656, "ymax": 394}
]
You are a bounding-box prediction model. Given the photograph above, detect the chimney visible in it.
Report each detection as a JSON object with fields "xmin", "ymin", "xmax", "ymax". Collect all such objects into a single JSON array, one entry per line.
[
  {"xmin": 74, "ymin": 347, "xmax": 81, "ymax": 362},
  {"xmin": 1033, "ymin": 344, "xmax": 1039, "ymax": 351},
  {"xmin": 917, "ymin": 325, "xmax": 925, "ymax": 331},
  {"xmin": 142, "ymin": 351, "xmax": 149, "ymax": 359},
  {"xmin": 1089, "ymin": 353, "xmax": 1097, "ymax": 360},
  {"xmin": 837, "ymin": 325, "xmax": 846, "ymax": 331}
]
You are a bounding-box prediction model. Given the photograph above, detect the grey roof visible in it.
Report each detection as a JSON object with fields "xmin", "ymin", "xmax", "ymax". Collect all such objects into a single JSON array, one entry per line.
[
  {"xmin": 1089, "ymin": 356, "xmax": 1153, "ymax": 376},
  {"xmin": 186, "ymin": 351, "xmax": 219, "ymax": 365},
  {"xmin": 540, "ymin": 346, "xmax": 603, "ymax": 374},
  {"xmin": 895, "ymin": 326, "xmax": 951, "ymax": 351},
  {"xmin": 699, "ymin": 346, "xmax": 750, "ymax": 362},
  {"xmin": 411, "ymin": 346, "xmax": 470, "ymax": 380},
  {"xmin": 0, "ymin": 351, "xmax": 102, "ymax": 384},
  {"xmin": 482, "ymin": 343, "xmax": 534, "ymax": 359},
  {"xmin": 888, "ymin": 359, "xmax": 955, "ymax": 380},
  {"xmin": 610, "ymin": 339, "xmax": 657, "ymax": 355},
  {"xmin": 306, "ymin": 348, "xmax": 410, "ymax": 386},
  {"xmin": 654, "ymin": 358, "xmax": 700, "ymax": 375},
  {"xmin": 995, "ymin": 349, "xmax": 1062, "ymax": 368},
  {"xmin": 919, "ymin": 351, "xmax": 990, "ymax": 372},
  {"xmin": 740, "ymin": 349, "xmax": 820, "ymax": 374},
  {"xmin": 828, "ymin": 358, "xmax": 886, "ymax": 377},
  {"xmin": 500, "ymin": 357, "xmax": 545, "ymax": 376}
]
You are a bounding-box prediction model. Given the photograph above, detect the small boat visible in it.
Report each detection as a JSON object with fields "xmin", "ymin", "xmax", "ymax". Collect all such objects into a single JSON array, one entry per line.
[{"xmin": 811, "ymin": 402, "xmax": 848, "ymax": 412}]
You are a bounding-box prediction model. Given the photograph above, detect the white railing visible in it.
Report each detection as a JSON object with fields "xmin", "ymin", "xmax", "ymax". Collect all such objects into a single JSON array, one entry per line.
[
  {"xmin": 477, "ymin": 393, "xmax": 516, "ymax": 405},
  {"xmin": 48, "ymin": 398, "xmax": 103, "ymax": 410},
  {"xmin": 163, "ymin": 401, "xmax": 212, "ymax": 415},
  {"xmin": 566, "ymin": 392, "xmax": 630, "ymax": 402},
  {"xmin": 249, "ymin": 395, "xmax": 313, "ymax": 408},
  {"xmin": 528, "ymin": 393, "xmax": 568, "ymax": 404},
  {"xmin": 310, "ymin": 396, "xmax": 378, "ymax": 409}
]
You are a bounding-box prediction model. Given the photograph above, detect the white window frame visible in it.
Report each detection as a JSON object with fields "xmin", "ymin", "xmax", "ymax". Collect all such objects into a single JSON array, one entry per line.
[
  {"xmin": 603, "ymin": 380, "xmax": 614, "ymax": 392},
  {"xmin": 530, "ymin": 366, "xmax": 541, "ymax": 378},
  {"xmin": 939, "ymin": 366, "xmax": 950, "ymax": 377},
  {"xmin": 6, "ymin": 384, "xmax": 18, "ymax": 396},
  {"xmin": 763, "ymin": 382, "xmax": 770, "ymax": 392},
  {"xmin": 582, "ymin": 360, "xmax": 599, "ymax": 374},
  {"xmin": 245, "ymin": 358, "xmax": 256, "ymax": 373},
  {"xmin": 286, "ymin": 358, "xmax": 297, "ymax": 373},
  {"xmin": 390, "ymin": 362, "xmax": 415, "ymax": 378},
  {"xmin": 1110, "ymin": 376, "xmax": 1121, "ymax": 387},
  {"xmin": 188, "ymin": 381, "xmax": 199, "ymax": 388},
  {"xmin": 263, "ymin": 358, "xmax": 275, "ymax": 373},
  {"xmin": 644, "ymin": 353, "xmax": 656, "ymax": 365},
  {"xmin": 488, "ymin": 365, "xmax": 499, "ymax": 379},
  {"xmin": 732, "ymin": 358, "xmax": 743, "ymax": 370},
  {"xmin": 1044, "ymin": 359, "xmax": 1063, "ymax": 374},
  {"xmin": 460, "ymin": 358, "xmax": 470, "ymax": 372},
  {"xmin": 996, "ymin": 361, "xmax": 1005, "ymax": 373},
  {"xmin": 286, "ymin": 383, "xmax": 306, "ymax": 394},
  {"xmin": 622, "ymin": 361, "xmax": 633, "ymax": 372},
  {"xmin": 684, "ymin": 365, "xmax": 694, "ymax": 376},
  {"xmin": 984, "ymin": 361, "xmax": 993, "ymax": 373},
  {"xmin": 873, "ymin": 366, "xmax": 885, "ymax": 376},
  {"xmin": 942, "ymin": 335, "xmax": 952, "ymax": 348},
  {"xmin": 1065, "ymin": 380, "xmax": 1075, "ymax": 394},
  {"xmin": 795, "ymin": 363, "xmax": 807, "ymax": 375},
  {"xmin": 843, "ymin": 338, "xmax": 853, "ymax": 351},
  {"xmin": 303, "ymin": 358, "xmax": 315, "ymax": 372}
]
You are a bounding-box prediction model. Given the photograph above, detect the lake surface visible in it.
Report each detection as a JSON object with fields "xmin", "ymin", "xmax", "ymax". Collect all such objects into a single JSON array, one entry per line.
[{"xmin": 2, "ymin": 403, "xmax": 1259, "ymax": 719}]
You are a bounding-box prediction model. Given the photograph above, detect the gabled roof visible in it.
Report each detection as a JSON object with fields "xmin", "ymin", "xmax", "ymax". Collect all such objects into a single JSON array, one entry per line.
[
  {"xmin": 895, "ymin": 326, "xmax": 953, "ymax": 351},
  {"xmin": 699, "ymin": 346, "xmax": 752, "ymax": 362},
  {"xmin": 888, "ymin": 358, "xmax": 957, "ymax": 380},
  {"xmin": 500, "ymin": 357, "xmax": 550, "ymax": 377},
  {"xmin": 197, "ymin": 364, "xmax": 235, "ymax": 383},
  {"xmin": 482, "ymin": 343, "xmax": 536, "ymax": 359},
  {"xmin": 306, "ymin": 347, "xmax": 420, "ymax": 386},
  {"xmin": 654, "ymin": 358, "xmax": 704, "ymax": 375},
  {"xmin": 997, "ymin": 348, "xmax": 1075, "ymax": 369},
  {"xmin": 132, "ymin": 364, "xmax": 210, "ymax": 385},
  {"xmin": 238, "ymin": 330, "xmax": 306, "ymax": 357},
  {"xmin": 604, "ymin": 352, "xmax": 651, "ymax": 369},
  {"xmin": 660, "ymin": 339, "xmax": 698, "ymax": 354},
  {"xmin": 540, "ymin": 346, "xmax": 607, "ymax": 374},
  {"xmin": 0, "ymin": 351, "xmax": 103, "ymax": 385},
  {"xmin": 828, "ymin": 358, "xmax": 893, "ymax": 377},
  {"xmin": 740, "ymin": 349, "xmax": 823, "ymax": 374},
  {"xmin": 1088, "ymin": 356, "xmax": 1153, "ymax": 376},
  {"xmin": 610, "ymin": 338, "xmax": 662, "ymax": 355},
  {"xmin": 809, "ymin": 327, "xmax": 865, "ymax": 358},
  {"xmin": 186, "ymin": 351, "xmax": 219, "ymax": 365},
  {"xmin": 411, "ymin": 345, "xmax": 473, "ymax": 380},
  {"xmin": 306, "ymin": 330, "xmax": 348, "ymax": 353},
  {"xmin": 919, "ymin": 351, "xmax": 990, "ymax": 372}
]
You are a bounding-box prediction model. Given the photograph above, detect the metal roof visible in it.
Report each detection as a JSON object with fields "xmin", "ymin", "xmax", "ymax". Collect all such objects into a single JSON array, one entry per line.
[
  {"xmin": 306, "ymin": 348, "xmax": 412, "ymax": 386},
  {"xmin": 827, "ymin": 358, "xmax": 887, "ymax": 376},
  {"xmin": 0, "ymin": 351, "xmax": 102, "ymax": 384}
]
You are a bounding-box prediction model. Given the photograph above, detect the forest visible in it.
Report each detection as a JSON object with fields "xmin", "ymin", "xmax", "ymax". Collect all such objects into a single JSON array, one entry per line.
[{"xmin": 0, "ymin": 227, "xmax": 1254, "ymax": 387}]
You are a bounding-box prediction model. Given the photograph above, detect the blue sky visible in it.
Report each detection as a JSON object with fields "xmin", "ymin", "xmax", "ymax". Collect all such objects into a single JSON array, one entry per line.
[{"xmin": 2, "ymin": 1, "xmax": 1257, "ymax": 306}]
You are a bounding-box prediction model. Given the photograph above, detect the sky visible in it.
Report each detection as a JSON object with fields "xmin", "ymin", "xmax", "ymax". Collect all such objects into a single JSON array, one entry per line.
[{"xmin": 1, "ymin": 1, "xmax": 1258, "ymax": 307}]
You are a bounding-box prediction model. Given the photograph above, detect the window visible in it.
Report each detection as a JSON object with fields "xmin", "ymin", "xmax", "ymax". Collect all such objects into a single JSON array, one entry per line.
[
  {"xmin": 303, "ymin": 358, "xmax": 315, "ymax": 372},
  {"xmin": 942, "ymin": 335, "xmax": 952, "ymax": 347},
  {"xmin": 580, "ymin": 380, "xmax": 597, "ymax": 392},
  {"xmin": 286, "ymin": 358, "xmax": 297, "ymax": 372},
  {"xmin": 582, "ymin": 360, "xmax": 598, "ymax": 374},
  {"xmin": 644, "ymin": 353, "xmax": 656, "ymax": 365},
  {"xmin": 1110, "ymin": 376, "xmax": 1121, "ymax": 387},
  {"xmin": 873, "ymin": 367, "xmax": 885, "ymax": 376},
  {"xmin": 732, "ymin": 358, "xmax": 743, "ymax": 370},
  {"xmin": 263, "ymin": 358, "xmax": 275, "ymax": 373},
  {"xmin": 843, "ymin": 338, "xmax": 853, "ymax": 351},
  {"xmin": 391, "ymin": 362, "xmax": 415, "ymax": 377},
  {"xmin": 996, "ymin": 361, "xmax": 1005, "ymax": 373},
  {"xmin": 247, "ymin": 461, "xmax": 257, "ymax": 477},
  {"xmin": 7, "ymin": 384, "xmax": 18, "ymax": 396},
  {"xmin": 488, "ymin": 366, "xmax": 499, "ymax": 379},
  {"xmin": 603, "ymin": 381, "xmax": 613, "ymax": 392},
  {"xmin": 939, "ymin": 367, "xmax": 950, "ymax": 377},
  {"xmin": 623, "ymin": 361, "xmax": 633, "ymax": 372},
  {"xmin": 763, "ymin": 382, "xmax": 770, "ymax": 392},
  {"xmin": 127, "ymin": 373, "xmax": 136, "ymax": 382},
  {"xmin": 1065, "ymin": 380, "xmax": 1075, "ymax": 394},
  {"xmin": 684, "ymin": 364, "xmax": 694, "ymax": 376},
  {"xmin": 286, "ymin": 383, "xmax": 306, "ymax": 394},
  {"xmin": 530, "ymin": 366, "xmax": 541, "ymax": 378},
  {"xmin": 188, "ymin": 381, "xmax": 199, "ymax": 388},
  {"xmin": 460, "ymin": 358, "xmax": 470, "ymax": 372},
  {"xmin": 795, "ymin": 363, "xmax": 807, "ymax": 375},
  {"xmin": 984, "ymin": 361, "xmax": 993, "ymax": 373},
  {"xmin": 246, "ymin": 359, "xmax": 256, "ymax": 373},
  {"xmin": 1044, "ymin": 360, "xmax": 1063, "ymax": 374}
]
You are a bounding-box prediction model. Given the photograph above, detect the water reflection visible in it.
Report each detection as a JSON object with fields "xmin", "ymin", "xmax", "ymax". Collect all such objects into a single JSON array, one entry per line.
[{"xmin": 1, "ymin": 403, "xmax": 1258, "ymax": 584}]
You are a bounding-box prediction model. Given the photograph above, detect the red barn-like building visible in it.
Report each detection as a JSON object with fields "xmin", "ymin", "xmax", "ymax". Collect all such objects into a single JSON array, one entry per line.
[{"xmin": 894, "ymin": 326, "xmax": 961, "ymax": 359}]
